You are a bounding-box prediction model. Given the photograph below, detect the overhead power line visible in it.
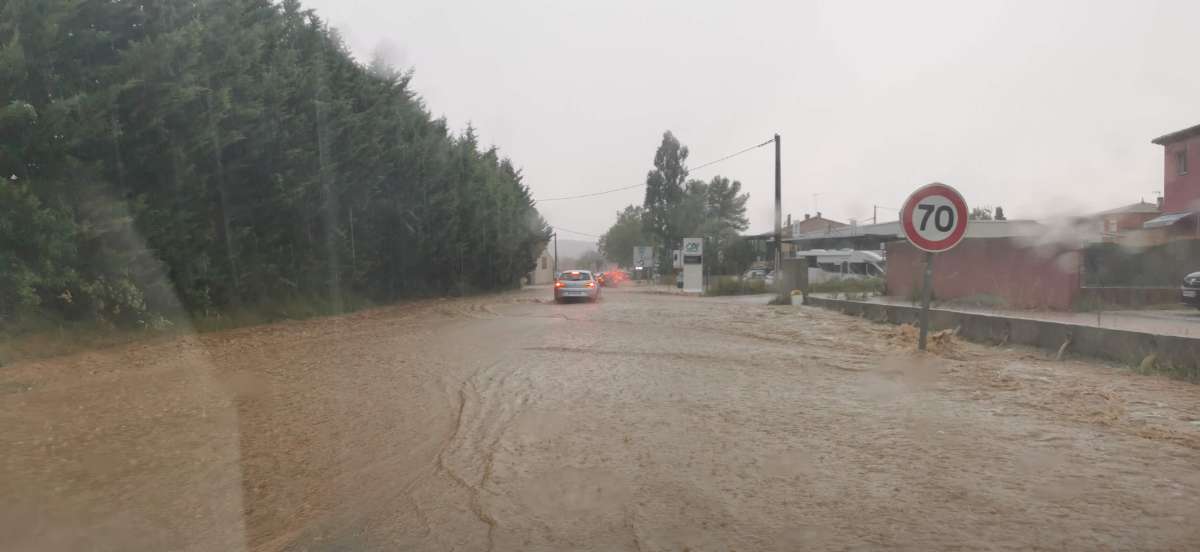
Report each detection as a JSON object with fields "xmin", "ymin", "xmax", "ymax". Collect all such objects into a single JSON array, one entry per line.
[
  {"xmin": 687, "ymin": 137, "xmax": 775, "ymax": 175},
  {"xmin": 551, "ymin": 225, "xmax": 603, "ymax": 238},
  {"xmin": 538, "ymin": 183, "xmax": 643, "ymax": 202},
  {"xmin": 534, "ymin": 137, "xmax": 774, "ymax": 203}
]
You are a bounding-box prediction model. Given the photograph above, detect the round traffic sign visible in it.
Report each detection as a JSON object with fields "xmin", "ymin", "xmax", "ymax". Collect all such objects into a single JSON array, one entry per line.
[{"xmin": 900, "ymin": 183, "xmax": 968, "ymax": 253}]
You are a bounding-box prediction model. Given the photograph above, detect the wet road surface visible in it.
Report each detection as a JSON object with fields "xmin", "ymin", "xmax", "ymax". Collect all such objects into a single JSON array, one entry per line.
[{"xmin": 5, "ymin": 286, "xmax": 1200, "ymax": 550}]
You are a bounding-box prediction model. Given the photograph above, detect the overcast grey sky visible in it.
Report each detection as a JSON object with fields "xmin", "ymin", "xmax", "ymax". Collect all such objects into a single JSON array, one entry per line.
[{"xmin": 305, "ymin": 0, "xmax": 1200, "ymax": 238}]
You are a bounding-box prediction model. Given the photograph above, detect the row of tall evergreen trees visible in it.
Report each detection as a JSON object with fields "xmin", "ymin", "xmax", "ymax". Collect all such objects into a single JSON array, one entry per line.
[{"xmin": 0, "ymin": 0, "xmax": 551, "ymax": 327}]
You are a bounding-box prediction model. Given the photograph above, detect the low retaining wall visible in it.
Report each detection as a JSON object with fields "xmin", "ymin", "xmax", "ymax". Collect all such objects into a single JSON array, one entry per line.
[{"xmin": 805, "ymin": 296, "xmax": 1200, "ymax": 381}]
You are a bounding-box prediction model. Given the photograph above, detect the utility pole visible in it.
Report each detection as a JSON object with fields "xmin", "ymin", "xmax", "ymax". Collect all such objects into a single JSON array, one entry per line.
[
  {"xmin": 873, "ymin": 205, "xmax": 877, "ymax": 225},
  {"xmin": 774, "ymin": 134, "xmax": 782, "ymax": 286},
  {"xmin": 552, "ymin": 233, "xmax": 558, "ymax": 276}
]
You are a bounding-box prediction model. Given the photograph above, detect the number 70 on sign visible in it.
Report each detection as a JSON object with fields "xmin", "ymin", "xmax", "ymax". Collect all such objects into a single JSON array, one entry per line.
[{"xmin": 901, "ymin": 183, "xmax": 969, "ymax": 253}]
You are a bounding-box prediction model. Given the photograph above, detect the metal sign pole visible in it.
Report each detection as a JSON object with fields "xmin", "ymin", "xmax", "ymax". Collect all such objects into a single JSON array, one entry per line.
[
  {"xmin": 900, "ymin": 182, "xmax": 967, "ymax": 352},
  {"xmin": 918, "ymin": 251, "xmax": 934, "ymax": 351}
]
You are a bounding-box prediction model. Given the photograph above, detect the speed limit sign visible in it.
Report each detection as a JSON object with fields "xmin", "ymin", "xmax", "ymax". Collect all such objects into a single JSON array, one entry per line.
[
  {"xmin": 901, "ymin": 182, "xmax": 968, "ymax": 351},
  {"xmin": 901, "ymin": 182, "xmax": 969, "ymax": 253}
]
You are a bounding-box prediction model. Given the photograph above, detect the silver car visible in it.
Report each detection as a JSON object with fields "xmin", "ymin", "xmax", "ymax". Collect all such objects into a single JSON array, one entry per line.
[{"xmin": 554, "ymin": 270, "xmax": 601, "ymax": 303}]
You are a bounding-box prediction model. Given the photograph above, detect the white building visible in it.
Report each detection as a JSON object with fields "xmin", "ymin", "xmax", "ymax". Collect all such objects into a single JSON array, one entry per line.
[{"xmin": 527, "ymin": 244, "xmax": 556, "ymax": 285}]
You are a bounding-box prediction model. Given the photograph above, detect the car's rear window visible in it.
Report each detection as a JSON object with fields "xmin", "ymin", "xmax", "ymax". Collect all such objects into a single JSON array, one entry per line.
[{"xmin": 560, "ymin": 272, "xmax": 591, "ymax": 281}]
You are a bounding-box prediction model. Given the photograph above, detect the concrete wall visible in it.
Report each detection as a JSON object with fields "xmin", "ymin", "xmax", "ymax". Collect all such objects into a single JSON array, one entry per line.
[
  {"xmin": 1162, "ymin": 134, "xmax": 1200, "ymax": 213},
  {"xmin": 885, "ymin": 238, "xmax": 1081, "ymax": 310},
  {"xmin": 807, "ymin": 296, "xmax": 1200, "ymax": 380}
]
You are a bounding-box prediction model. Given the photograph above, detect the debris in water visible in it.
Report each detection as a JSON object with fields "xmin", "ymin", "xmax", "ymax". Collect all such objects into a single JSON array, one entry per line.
[{"xmin": 884, "ymin": 324, "xmax": 960, "ymax": 356}]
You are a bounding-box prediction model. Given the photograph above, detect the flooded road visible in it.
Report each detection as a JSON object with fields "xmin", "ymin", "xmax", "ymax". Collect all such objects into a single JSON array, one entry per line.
[{"xmin": 5, "ymin": 286, "xmax": 1200, "ymax": 550}]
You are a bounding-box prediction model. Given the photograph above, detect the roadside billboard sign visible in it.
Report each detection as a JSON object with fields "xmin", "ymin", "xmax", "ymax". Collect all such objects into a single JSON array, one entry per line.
[
  {"xmin": 682, "ymin": 237, "xmax": 703, "ymax": 292},
  {"xmin": 633, "ymin": 246, "xmax": 654, "ymax": 270}
]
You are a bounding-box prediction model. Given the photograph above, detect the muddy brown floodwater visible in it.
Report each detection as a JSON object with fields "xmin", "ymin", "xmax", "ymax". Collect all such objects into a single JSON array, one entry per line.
[{"xmin": 4, "ymin": 286, "xmax": 1200, "ymax": 550}]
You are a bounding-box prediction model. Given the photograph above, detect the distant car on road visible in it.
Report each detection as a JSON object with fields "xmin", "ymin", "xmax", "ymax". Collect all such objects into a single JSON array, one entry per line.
[
  {"xmin": 554, "ymin": 270, "xmax": 601, "ymax": 303},
  {"xmin": 1183, "ymin": 271, "xmax": 1200, "ymax": 309},
  {"xmin": 743, "ymin": 268, "xmax": 775, "ymax": 286},
  {"xmin": 599, "ymin": 270, "xmax": 628, "ymax": 287}
]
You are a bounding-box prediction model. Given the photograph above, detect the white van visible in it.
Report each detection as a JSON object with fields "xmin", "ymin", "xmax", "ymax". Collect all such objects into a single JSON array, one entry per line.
[{"xmin": 795, "ymin": 249, "xmax": 886, "ymax": 284}]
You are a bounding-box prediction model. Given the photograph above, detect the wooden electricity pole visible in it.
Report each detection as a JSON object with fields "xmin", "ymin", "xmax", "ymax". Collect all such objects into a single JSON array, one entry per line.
[{"xmin": 773, "ymin": 134, "xmax": 782, "ymax": 287}]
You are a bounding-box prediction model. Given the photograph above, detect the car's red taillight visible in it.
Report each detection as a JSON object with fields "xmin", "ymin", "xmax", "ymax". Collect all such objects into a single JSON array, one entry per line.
[
  {"xmin": 554, "ymin": 281, "xmax": 565, "ymax": 288},
  {"xmin": 585, "ymin": 282, "xmax": 595, "ymax": 288}
]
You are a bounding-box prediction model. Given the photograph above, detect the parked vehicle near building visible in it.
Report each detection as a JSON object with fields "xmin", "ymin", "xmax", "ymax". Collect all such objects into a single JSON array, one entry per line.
[
  {"xmin": 795, "ymin": 249, "xmax": 886, "ymax": 285},
  {"xmin": 554, "ymin": 270, "xmax": 601, "ymax": 303},
  {"xmin": 1183, "ymin": 271, "xmax": 1200, "ymax": 308}
]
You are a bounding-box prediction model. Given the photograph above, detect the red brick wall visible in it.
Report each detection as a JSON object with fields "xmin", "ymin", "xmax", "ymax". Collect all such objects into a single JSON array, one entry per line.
[
  {"xmin": 1163, "ymin": 135, "xmax": 1200, "ymax": 213},
  {"xmin": 885, "ymin": 238, "xmax": 1082, "ymax": 310}
]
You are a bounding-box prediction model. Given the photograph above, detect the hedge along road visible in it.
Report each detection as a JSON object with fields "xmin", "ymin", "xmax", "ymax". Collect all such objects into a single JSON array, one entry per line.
[{"xmin": 3, "ymin": 286, "xmax": 1200, "ymax": 550}]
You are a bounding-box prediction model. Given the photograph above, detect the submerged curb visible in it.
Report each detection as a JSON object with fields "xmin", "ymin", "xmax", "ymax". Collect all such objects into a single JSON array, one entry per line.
[{"xmin": 805, "ymin": 296, "xmax": 1200, "ymax": 381}]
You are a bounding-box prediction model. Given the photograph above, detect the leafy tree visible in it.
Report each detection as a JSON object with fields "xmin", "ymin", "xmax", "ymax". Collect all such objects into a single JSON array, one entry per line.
[
  {"xmin": 0, "ymin": 179, "xmax": 78, "ymax": 319},
  {"xmin": 697, "ymin": 175, "xmax": 749, "ymax": 274},
  {"xmin": 642, "ymin": 131, "xmax": 689, "ymax": 259},
  {"xmin": 715, "ymin": 233, "xmax": 757, "ymax": 275},
  {"xmin": 623, "ymin": 130, "xmax": 755, "ymax": 276},
  {"xmin": 969, "ymin": 206, "xmax": 994, "ymax": 220},
  {"xmin": 671, "ymin": 180, "xmax": 710, "ymax": 242},
  {"xmin": 598, "ymin": 205, "xmax": 647, "ymax": 267},
  {"xmin": 704, "ymin": 176, "xmax": 749, "ymax": 232},
  {"xmin": 665, "ymin": 175, "xmax": 751, "ymax": 276}
]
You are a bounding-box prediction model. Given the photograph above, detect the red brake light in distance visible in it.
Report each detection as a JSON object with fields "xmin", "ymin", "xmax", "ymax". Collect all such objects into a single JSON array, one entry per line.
[{"xmin": 554, "ymin": 281, "xmax": 565, "ymax": 288}]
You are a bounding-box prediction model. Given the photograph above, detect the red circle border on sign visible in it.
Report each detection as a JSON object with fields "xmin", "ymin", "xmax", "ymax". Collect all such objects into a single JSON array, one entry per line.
[{"xmin": 900, "ymin": 183, "xmax": 969, "ymax": 253}]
